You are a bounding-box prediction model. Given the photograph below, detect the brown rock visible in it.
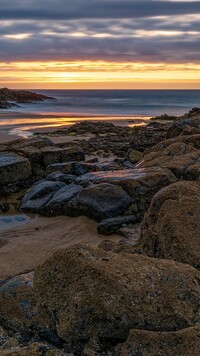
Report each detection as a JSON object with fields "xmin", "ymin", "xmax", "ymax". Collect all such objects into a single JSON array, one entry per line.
[
  {"xmin": 139, "ymin": 181, "xmax": 200, "ymax": 269},
  {"xmin": 34, "ymin": 244, "xmax": 200, "ymax": 353},
  {"xmin": 137, "ymin": 141, "xmax": 200, "ymax": 178},
  {"xmin": 127, "ymin": 149, "xmax": 143, "ymax": 164},
  {"xmin": 115, "ymin": 327, "xmax": 200, "ymax": 356}
]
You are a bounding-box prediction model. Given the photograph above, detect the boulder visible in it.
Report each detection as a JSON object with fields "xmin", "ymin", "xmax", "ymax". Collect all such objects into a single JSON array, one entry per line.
[
  {"xmin": 0, "ymin": 153, "xmax": 31, "ymax": 185},
  {"xmin": 136, "ymin": 141, "xmax": 200, "ymax": 178},
  {"xmin": 127, "ymin": 149, "xmax": 143, "ymax": 164},
  {"xmin": 34, "ymin": 244, "xmax": 200, "ymax": 353},
  {"xmin": 40, "ymin": 184, "xmax": 83, "ymax": 217},
  {"xmin": 115, "ymin": 327, "xmax": 200, "ymax": 356},
  {"xmin": 45, "ymin": 161, "xmax": 98, "ymax": 176},
  {"xmin": 167, "ymin": 108, "xmax": 200, "ymax": 139},
  {"xmin": 76, "ymin": 167, "xmax": 177, "ymax": 214},
  {"xmin": 139, "ymin": 181, "xmax": 200, "ymax": 269},
  {"xmin": 20, "ymin": 180, "xmax": 66, "ymax": 213},
  {"xmin": 67, "ymin": 183, "xmax": 133, "ymax": 221},
  {"xmin": 46, "ymin": 171, "xmax": 77, "ymax": 184},
  {"xmin": 0, "ymin": 272, "xmax": 60, "ymax": 346},
  {"xmin": 41, "ymin": 146, "xmax": 85, "ymax": 166},
  {"xmin": 97, "ymin": 215, "xmax": 139, "ymax": 235}
]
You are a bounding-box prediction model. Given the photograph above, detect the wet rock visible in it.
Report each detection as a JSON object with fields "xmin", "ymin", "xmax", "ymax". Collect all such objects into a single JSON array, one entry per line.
[
  {"xmin": 140, "ymin": 181, "xmax": 200, "ymax": 269},
  {"xmin": 41, "ymin": 146, "xmax": 85, "ymax": 167},
  {"xmin": 69, "ymin": 183, "xmax": 133, "ymax": 221},
  {"xmin": 0, "ymin": 203, "xmax": 10, "ymax": 213},
  {"xmin": 34, "ymin": 244, "xmax": 200, "ymax": 353},
  {"xmin": 40, "ymin": 184, "xmax": 83, "ymax": 217},
  {"xmin": 76, "ymin": 167, "xmax": 177, "ymax": 215},
  {"xmin": 20, "ymin": 180, "xmax": 66, "ymax": 213},
  {"xmin": 97, "ymin": 215, "xmax": 139, "ymax": 235},
  {"xmin": 46, "ymin": 171, "xmax": 77, "ymax": 184},
  {"xmin": 115, "ymin": 327, "xmax": 200, "ymax": 356},
  {"xmin": 45, "ymin": 161, "xmax": 98, "ymax": 176},
  {"xmin": 0, "ymin": 153, "xmax": 31, "ymax": 185}
]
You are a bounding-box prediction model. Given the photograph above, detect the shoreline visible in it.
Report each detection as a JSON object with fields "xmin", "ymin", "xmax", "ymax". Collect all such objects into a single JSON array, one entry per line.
[{"xmin": 0, "ymin": 110, "xmax": 151, "ymax": 140}]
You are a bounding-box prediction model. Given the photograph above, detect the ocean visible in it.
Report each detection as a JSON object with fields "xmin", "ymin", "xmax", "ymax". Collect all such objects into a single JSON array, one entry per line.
[
  {"xmin": 1, "ymin": 89, "xmax": 200, "ymax": 138},
  {"xmin": 22, "ymin": 89, "xmax": 200, "ymax": 117}
]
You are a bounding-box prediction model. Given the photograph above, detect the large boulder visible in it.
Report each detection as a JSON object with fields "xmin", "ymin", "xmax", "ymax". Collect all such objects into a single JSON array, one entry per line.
[
  {"xmin": 67, "ymin": 183, "xmax": 133, "ymax": 220},
  {"xmin": 136, "ymin": 141, "xmax": 200, "ymax": 178},
  {"xmin": 76, "ymin": 167, "xmax": 177, "ymax": 214},
  {"xmin": 0, "ymin": 153, "xmax": 31, "ymax": 185},
  {"xmin": 40, "ymin": 184, "xmax": 83, "ymax": 217},
  {"xmin": 20, "ymin": 180, "xmax": 66, "ymax": 213},
  {"xmin": 139, "ymin": 181, "xmax": 200, "ymax": 269},
  {"xmin": 41, "ymin": 146, "xmax": 85, "ymax": 166},
  {"xmin": 115, "ymin": 327, "xmax": 200, "ymax": 356},
  {"xmin": 34, "ymin": 244, "xmax": 200, "ymax": 353}
]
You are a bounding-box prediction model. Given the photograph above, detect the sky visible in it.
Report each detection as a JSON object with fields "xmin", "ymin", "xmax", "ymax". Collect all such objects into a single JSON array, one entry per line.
[{"xmin": 1, "ymin": 0, "xmax": 200, "ymax": 89}]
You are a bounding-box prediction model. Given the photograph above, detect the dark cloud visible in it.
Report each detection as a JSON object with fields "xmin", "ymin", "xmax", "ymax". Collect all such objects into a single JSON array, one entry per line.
[
  {"xmin": 0, "ymin": 1, "xmax": 200, "ymax": 63},
  {"xmin": 0, "ymin": 1, "xmax": 200, "ymax": 20}
]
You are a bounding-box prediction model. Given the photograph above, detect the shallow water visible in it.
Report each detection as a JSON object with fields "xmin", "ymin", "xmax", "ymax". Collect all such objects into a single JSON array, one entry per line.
[{"xmin": 0, "ymin": 214, "xmax": 30, "ymax": 231}]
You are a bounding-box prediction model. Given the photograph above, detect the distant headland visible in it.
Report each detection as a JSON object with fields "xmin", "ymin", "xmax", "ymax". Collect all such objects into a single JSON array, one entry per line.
[{"xmin": 0, "ymin": 88, "xmax": 55, "ymax": 109}]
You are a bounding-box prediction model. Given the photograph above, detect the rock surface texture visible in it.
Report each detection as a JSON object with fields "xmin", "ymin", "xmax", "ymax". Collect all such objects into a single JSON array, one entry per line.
[
  {"xmin": 2, "ymin": 113, "xmax": 200, "ymax": 355},
  {"xmin": 139, "ymin": 181, "xmax": 200, "ymax": 269}
]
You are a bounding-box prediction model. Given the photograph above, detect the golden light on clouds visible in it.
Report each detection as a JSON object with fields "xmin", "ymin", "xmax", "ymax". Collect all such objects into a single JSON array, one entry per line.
[{"xmin": 2, "ymin": 60, "xmax": 200, "ymax": 89}]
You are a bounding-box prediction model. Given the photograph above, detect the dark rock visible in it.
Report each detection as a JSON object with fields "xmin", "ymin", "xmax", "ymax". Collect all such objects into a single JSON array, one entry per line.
[
  {"xmin": 34, "ymin": 244, "xmax": 200, "ymax": 353},
  {"xmin": 115, "ymin": 327, "xmax": 200, "ymax": 356},
  {"xmin": 166, "ymin": 109, "xmax": 200, "ymax": 139},
  {"xmin": 0, "ymin": 203, "xmax": 10, "ymax": 213},
  {"xmin": 46, "ymin": 171, "xmax": 77, "ymax": 184},
  {"xmin": 40, "ymin": 184, "xmax": 83, "ymax": 217},
  {"xmin": 45, "ymin": 161, "xmax": 98, "ymax": 176},
  {"xmin": 97, "ymin": 215, "xmax": 139, "ymax": 235},
  {"xmin": 41, "ymin": 146, "xmax": 85, "ymax": 167},
  {"xmin": 20, "ymin": 180, "xmax": 66, "ymax": 213},
  {"xmin": 139, "ymin": 181, "xmax": 200, "ymax": 269},
  {"xmin": 0, "ymin": 88, "xmax": 54, "ymax": 108},
  {"xmin": 0, "ymin": 153, "xmax": 31, "ymax": 185},
  {"xmin": 70, "ymin": 183, "xmax": 133, "ymax": 221},
  {"xmin": 76, "ymin": 167, "xmax": 177, "ymax": 215}
]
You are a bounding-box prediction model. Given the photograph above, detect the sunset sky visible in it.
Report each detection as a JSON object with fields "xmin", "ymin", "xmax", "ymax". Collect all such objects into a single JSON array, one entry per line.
[{"xmin": 1, "ymin": 0, "xmax": 200, "ymax": 89}]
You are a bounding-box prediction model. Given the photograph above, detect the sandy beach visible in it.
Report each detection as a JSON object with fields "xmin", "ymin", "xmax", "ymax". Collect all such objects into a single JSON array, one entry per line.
[{"xmin": 0, "ymin": 215, "xmax": 120, "ymax": 281}]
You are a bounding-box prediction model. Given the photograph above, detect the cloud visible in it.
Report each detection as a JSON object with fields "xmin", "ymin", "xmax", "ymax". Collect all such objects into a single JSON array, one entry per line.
[
  {"xmin": 0, "ymin": 1, "xmax": 200, "ymax": 64},
  {"xmin": 0, "ymin": 1, "xmax": 200, "ymax": 20}
]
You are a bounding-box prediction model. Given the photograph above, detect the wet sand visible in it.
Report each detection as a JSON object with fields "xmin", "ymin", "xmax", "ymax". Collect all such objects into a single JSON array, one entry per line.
[{"xmin": 0, "ymin": 215, "xmax": 120, "ymax": 281}]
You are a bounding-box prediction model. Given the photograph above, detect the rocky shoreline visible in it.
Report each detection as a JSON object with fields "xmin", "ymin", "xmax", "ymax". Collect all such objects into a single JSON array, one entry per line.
[
  {"xmin": 0, "ymin": 88, "xmax": 54, "ymax": 109},
  {"xmin": 1, "ymin": 108, "xmax": 200, "ymax": 355}
]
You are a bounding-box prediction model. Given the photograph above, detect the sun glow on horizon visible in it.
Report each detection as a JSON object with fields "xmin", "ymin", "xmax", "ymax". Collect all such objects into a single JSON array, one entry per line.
[{"xmin": 2, "ymin": 60, "xmax": 200, "ymax": 89}]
